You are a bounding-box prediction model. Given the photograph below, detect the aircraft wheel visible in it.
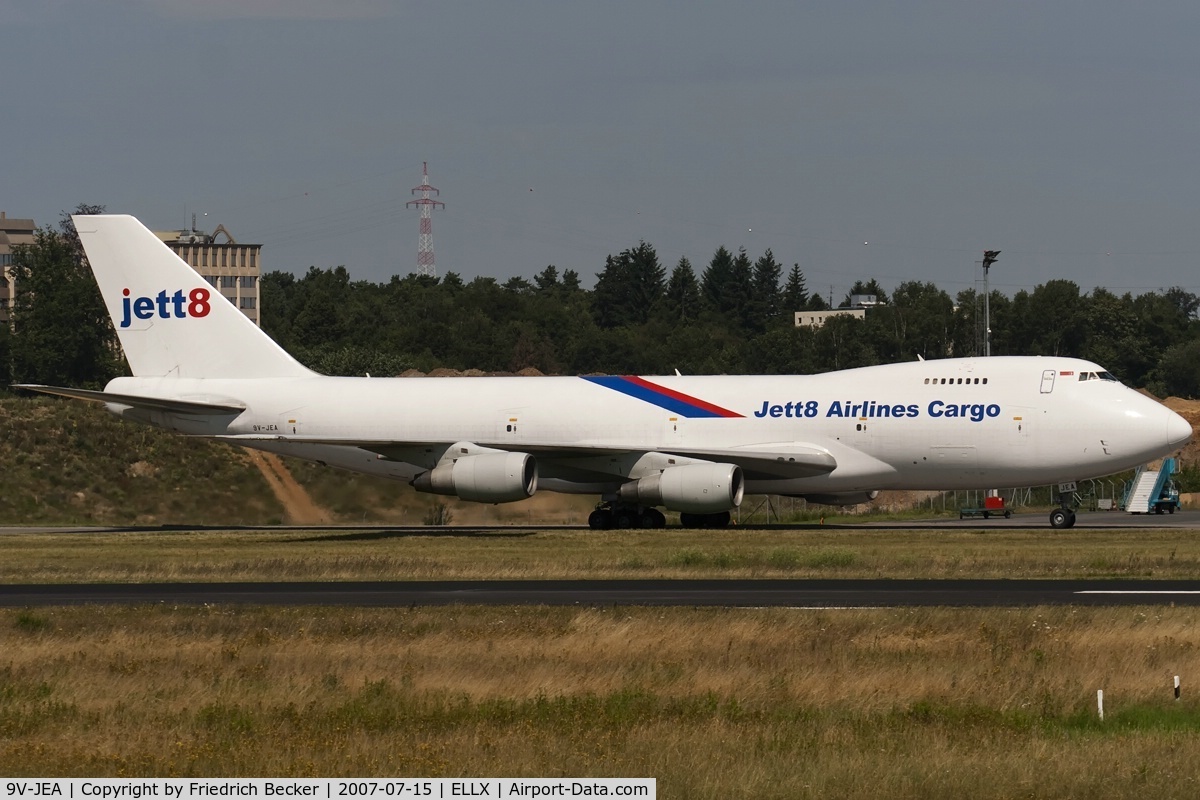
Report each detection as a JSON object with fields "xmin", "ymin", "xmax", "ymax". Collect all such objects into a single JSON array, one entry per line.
[
  {"xmin": 1049, "ymin": 509, "xmax": 1070, "ymax": 529},
  {"xmin": 1066, "ymin": 511, "xmax": 1077, "ymax": 528},
  {"xmin": 679, "ymin": 512, "xmax": 699, "ymax": 529},
  {"xmin": 588, "ymin": 509, "xmax": 612, "ymax": 530},
  {"xmin": 641, "ymin": 508, "xmax": 666, "ymax": 529},
  {"xmin": 708, "ymin": 511, "xmax": 732, "ymax": 529},
  {"xmin": 613, "ymin": 509, "xmax": 638, "ymax": 529}
]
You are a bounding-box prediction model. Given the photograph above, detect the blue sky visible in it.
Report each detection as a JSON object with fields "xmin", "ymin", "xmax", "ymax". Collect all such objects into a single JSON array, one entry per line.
[{"xmin": 5, "ymin": 1, "xmax": 1200, "ymax": 300}]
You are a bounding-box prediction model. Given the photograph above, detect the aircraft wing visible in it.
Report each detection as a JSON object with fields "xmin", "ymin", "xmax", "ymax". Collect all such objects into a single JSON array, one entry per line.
[
  {"xmin": 13, "ymin": 385, "xmax": 247, "ymax": 416},
  {"xmin": 657, "ymin": 444, "xmax": 837, "ymax": 479},
  {"xmin": 212, "ymin": 435, "xmax": 837, "ymax": 480}
]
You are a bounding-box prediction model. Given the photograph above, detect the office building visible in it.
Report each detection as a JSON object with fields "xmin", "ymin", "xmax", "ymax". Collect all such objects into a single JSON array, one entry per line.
[{"xmin": 157, "ymin": 222, "xmax": 261, "ymax": 326}]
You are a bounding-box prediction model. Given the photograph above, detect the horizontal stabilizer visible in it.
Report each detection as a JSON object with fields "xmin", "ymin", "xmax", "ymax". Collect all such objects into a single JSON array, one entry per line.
[{"xmin": 13, "ymin": 385, "xmax": 246, "ymax": 416}]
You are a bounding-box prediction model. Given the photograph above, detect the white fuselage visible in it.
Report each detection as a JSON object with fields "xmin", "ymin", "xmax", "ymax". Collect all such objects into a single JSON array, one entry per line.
[
  {"xmin": 105, "ymin": 355, "xmax": 1190, "ymax": 498},
  {"xmin": 51, "ymin": 214, "xmax": 1191, "ymax": 525}
]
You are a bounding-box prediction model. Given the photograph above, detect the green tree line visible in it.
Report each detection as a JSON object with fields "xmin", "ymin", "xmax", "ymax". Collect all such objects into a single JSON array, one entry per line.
[{"xmin": 3, "ymin": 211, "xmax": 1199, "ymax": 398}]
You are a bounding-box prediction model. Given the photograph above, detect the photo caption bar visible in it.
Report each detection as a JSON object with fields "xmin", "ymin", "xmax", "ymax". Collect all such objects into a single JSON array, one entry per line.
[{"xmin": 1, "ymin": 780, "xmax": 655, "ymax": 800}]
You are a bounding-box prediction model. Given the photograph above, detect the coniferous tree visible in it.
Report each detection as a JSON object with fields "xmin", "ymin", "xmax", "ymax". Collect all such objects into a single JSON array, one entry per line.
[
  {"xmin": 561, "ymin": 269, "xmax": 582, "ymax": 293},
  {"xmin": 750, "ymin": 248, "xmax": 783, "ymax": 330},
  {"xmin": 729, "ymin": 247, "xmax": 754, "ymax": 329},
  {"xmin": 700, "ymin": 246, "xmax": 735, "ymax": 313},
  {"xmin": 806, "ymin": 291, "xmax": 831, "ymax": 311},
  {"xmin": 627, "ymin": 241, "xmax": 666, "ymax": 319},
  {"xmin": 592, "ymin": 242, "xmax": 664, "ymax": 328},
  {"xmin": 663, "ymin": 257, "xmax": 700, "ymax": 324},
  {"xmin": 782, "ymin": 263, "xmax": 809, "ymax": 316},
  {"xmin": 502, "ymin": 276, "xmax": 534, "ymax": 295},
  {"xmin": 533, "ymin": 265, "xmax": 560, "ymax": 292}
]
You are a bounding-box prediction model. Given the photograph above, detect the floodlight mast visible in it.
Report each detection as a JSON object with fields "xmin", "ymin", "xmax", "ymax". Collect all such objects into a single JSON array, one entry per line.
[{"xmin": 981, "ymin": 250, "xmax": 1000, "ymax": 357}]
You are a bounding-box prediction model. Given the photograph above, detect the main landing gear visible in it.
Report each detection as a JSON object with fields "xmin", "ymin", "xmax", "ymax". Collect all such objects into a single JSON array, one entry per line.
[
  {"xmin": 586, "ymin": 504, "xmax": 734, "ymax": 530},
  {"xmin": 589, "ymin": 503, "xmax": 666, "ymax": 530},
  {"xmin": 679, "ymin": 511, "xmax": 732, "ymax": 529}
]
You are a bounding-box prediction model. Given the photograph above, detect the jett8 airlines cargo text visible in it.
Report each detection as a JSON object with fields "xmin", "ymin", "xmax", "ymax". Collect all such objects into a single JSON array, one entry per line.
[{"xmin": 17, "ymin": 215, "xmax": 1192, "ymax": 529}]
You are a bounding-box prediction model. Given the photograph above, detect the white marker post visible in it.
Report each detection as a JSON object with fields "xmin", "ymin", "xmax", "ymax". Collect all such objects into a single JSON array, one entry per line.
[
  {"xmin": 1098, "ymin": 689, "xmax": 1104, "ymax": 721},
  {"xmin": 1176, "ymin": 676, "xmax": 1181, "ymax": 701}
]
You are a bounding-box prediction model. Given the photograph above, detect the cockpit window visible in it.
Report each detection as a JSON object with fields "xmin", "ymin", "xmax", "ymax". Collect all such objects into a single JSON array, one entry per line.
[{"xmin": 1078, "ymin": 371, "xmax": 1120, "ymax": 383}]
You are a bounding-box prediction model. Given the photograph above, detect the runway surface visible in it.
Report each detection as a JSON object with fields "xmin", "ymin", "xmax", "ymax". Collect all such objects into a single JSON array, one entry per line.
[
  {"xmin": 4, "ymin": 579, "xmax": 1200, "ymax": 608},
  {"xmin": 2, "ymin": 509, "xmax": 1198, "ymax": 535}
]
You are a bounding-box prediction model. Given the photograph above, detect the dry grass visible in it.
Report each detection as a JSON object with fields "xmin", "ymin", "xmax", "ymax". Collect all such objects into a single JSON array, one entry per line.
[
  {"xmin": 3, "ymin": 604, "xmax": 1200, "ymax": 797},
  {"xmin": 0, "ymin": 399, "xmax": 283, "ymax": 526},
  {"xmin": 3, "ymin": 527, "xmax": 1200, "ymax": 582},
  {"xmin": 0, "ymin": 397, "xmax": 598, "ymax": 527}
]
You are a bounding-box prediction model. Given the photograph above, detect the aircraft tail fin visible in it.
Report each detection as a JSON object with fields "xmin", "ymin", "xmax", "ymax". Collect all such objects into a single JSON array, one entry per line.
[{"xmin": 73, "ymin": 214, "xmax": 314, "ymax": 379}]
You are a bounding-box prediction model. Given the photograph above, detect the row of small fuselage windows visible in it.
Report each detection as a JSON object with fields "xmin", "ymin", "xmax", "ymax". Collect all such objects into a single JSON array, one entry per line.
[
  {"xmin": 924, "ymin": 377, "xmax": 988, "ymax": 385},
  {"xmin": 924, "ymin": 372, "xmax": 1117, "ymax": 386}
]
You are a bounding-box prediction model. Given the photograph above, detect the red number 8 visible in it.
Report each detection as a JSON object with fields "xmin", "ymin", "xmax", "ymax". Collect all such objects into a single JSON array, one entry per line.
[{"xmin": 188, "ymin": 287, "xmax": 211, "ymax": 318}]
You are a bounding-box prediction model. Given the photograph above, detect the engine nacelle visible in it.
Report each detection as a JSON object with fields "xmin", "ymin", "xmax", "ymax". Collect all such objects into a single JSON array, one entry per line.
[
  {"xmin": 795, "ymin": 490, "xmax": 880, "ymax": 507},
  {"xmin": 618, "ymin": 463, "xmax": 744, "ymax": 514},
  {"xmin": 411, "ymin": 452, "xmax": 537, "ymax": 504}
]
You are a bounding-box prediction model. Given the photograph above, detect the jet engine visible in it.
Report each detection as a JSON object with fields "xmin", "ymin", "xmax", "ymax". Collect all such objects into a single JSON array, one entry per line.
[
  {"xmin": 793, "ymin": 490, "xmax": 880, "ymax": 507},
  {"xmin": 411, "ymin": 452, "xmax": 537, "ymax": 503},
  {"xmin": 618, "ymin": 463, "xmax": 744, "ymax": 513}
]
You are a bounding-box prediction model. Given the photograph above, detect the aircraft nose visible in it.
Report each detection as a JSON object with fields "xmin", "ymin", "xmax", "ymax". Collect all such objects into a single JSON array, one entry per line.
[{"xmin": 1167, "ymin": 409, "xmax": 1193, "ymax": 448}]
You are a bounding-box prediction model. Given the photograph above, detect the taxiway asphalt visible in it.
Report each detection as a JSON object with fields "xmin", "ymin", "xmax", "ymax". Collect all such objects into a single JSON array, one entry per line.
[
  {"xmin": 2, "ymin": 509, "xmax": 1199, "ymax": 535},
  {"xmin": 4, "ymin": 578, "xmax": 1200, "ymax": 608}
]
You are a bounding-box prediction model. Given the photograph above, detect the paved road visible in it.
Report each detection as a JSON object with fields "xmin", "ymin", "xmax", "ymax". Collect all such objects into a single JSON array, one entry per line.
[
  {"xmin": 860, "ymin": 509, "xmax": 1200, "ymax": 530},
  {"xmin": 3, "ymin": 579, "xmax": 1200, "ymax": 608},
  {"xmin": 1, "ymin": 509, "xmax": 1198, "ymax": 535}
]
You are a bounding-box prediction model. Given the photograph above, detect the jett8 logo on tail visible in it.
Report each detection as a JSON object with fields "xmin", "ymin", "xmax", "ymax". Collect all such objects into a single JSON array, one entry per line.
[{"xmin": 119, "ymin": 287, "xmax": 211, "ymax": 328}]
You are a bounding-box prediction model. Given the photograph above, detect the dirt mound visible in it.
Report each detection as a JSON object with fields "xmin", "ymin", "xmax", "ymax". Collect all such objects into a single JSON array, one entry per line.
[
  {"xmin": 1164, "ymin": 397, "xmax": 1200, "ymax": 466},
  {"xmin": 1165, "ymin": 396, "xmax": 1200, "ymax": 420}
]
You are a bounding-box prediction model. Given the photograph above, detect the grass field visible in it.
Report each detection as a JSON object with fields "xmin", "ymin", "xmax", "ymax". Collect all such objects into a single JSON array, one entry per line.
[
  {"xmin": 3, "ymin": 603, "xmax": 1200, "ymax": 797},
  {"xmin": 5, "ymin": 396, "xmax": 1200, "ymax": 794},
  {"xmin": 3, "ymin": 526, "xmax": 1200, "ymax": 582},
  {"xmin": 0, "ymin": 397, "xmax": 598, "ymax": 527},
  {"xmin": 3, "ymin": 528, "xmax": 1200, "ymax": 796}
]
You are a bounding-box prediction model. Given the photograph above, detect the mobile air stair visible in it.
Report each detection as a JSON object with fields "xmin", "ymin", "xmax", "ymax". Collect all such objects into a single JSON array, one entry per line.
[{"xmin": 1122, "ymin": 458, "xmax": 1182, "ymax": 515}]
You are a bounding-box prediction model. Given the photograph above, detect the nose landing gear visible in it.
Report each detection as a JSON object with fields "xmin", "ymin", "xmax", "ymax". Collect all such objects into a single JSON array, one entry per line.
[
  {"xmin": 1049, "ymin": 507, "xmax": 1076, "ymax": 529},
  {"xmin": 1049, "ymin": 483, "xmax": 1078, "ymax": 529}
]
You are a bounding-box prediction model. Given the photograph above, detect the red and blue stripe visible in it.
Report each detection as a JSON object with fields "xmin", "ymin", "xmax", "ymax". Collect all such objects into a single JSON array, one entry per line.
[{"xmin": 584, "ymin": 376, "xmax": 743, "ymax": 418}]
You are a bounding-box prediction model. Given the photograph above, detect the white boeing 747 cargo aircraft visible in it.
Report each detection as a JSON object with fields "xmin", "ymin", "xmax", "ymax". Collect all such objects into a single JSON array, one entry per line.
[{"xmin": 18, "ymin": 216, "xmax": 1193, "ymax": 529}]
